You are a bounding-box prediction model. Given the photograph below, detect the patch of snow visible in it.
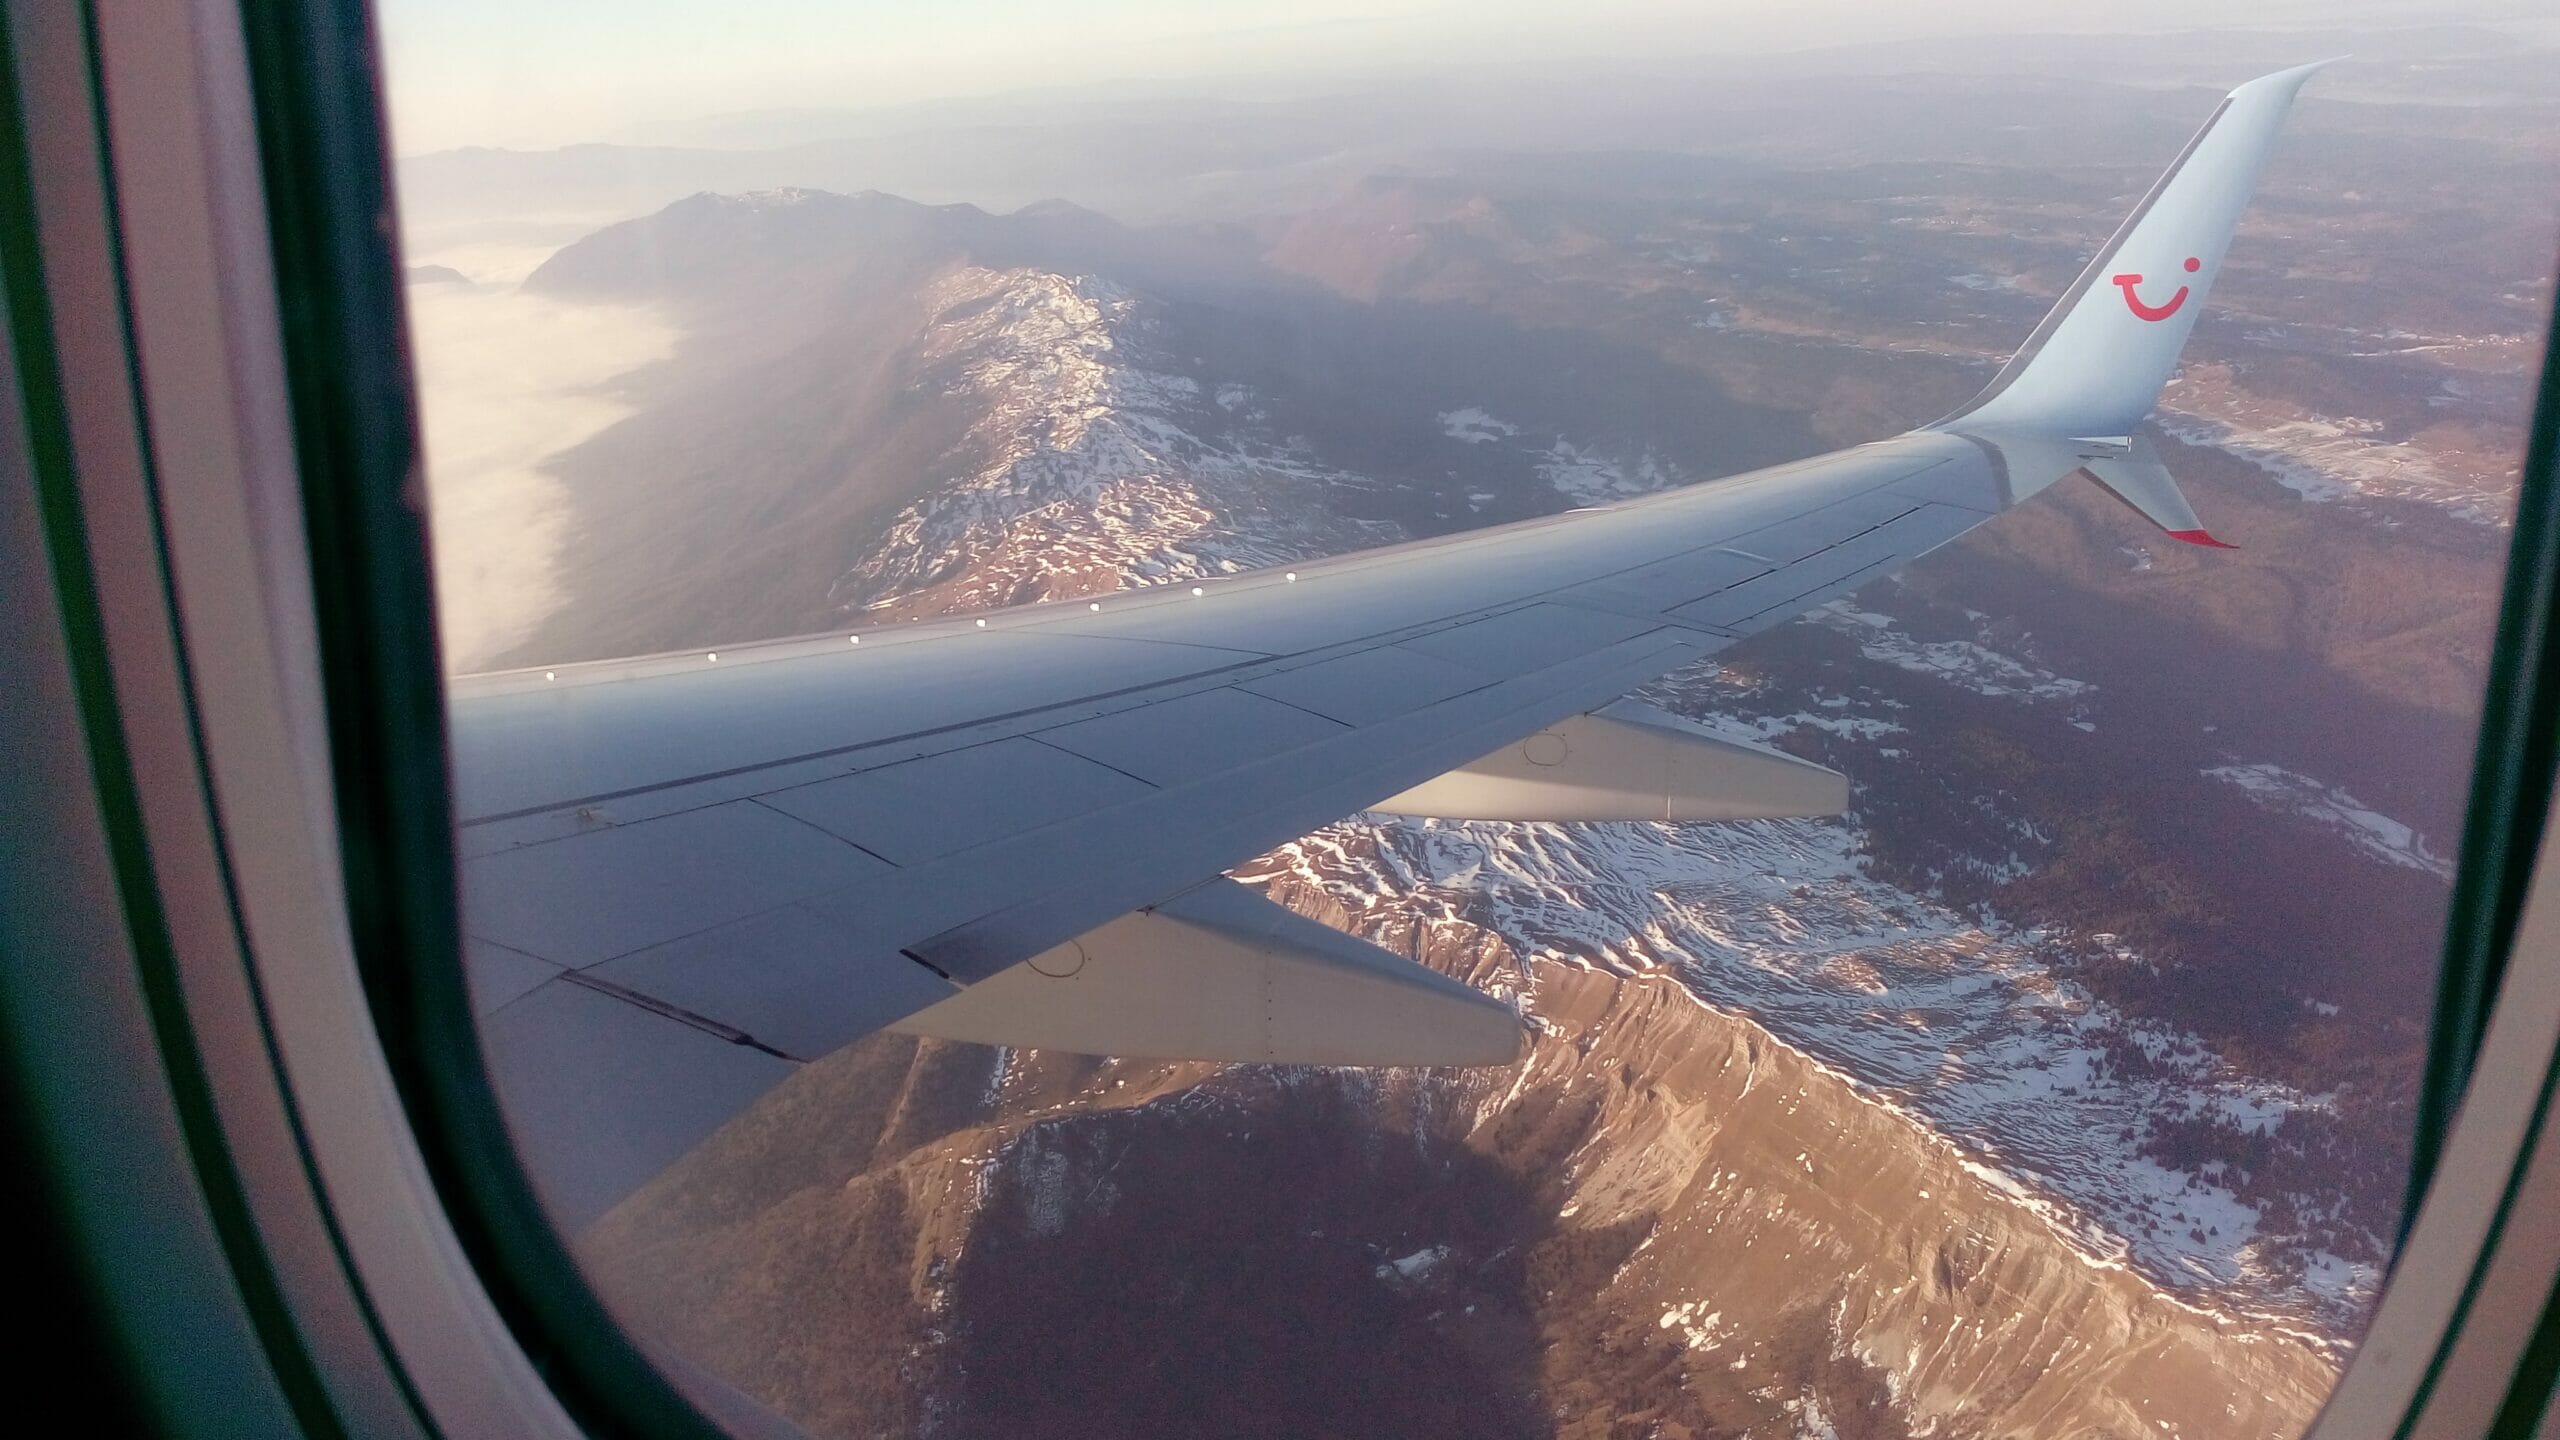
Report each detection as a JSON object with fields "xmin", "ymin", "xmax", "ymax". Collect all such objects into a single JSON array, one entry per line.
[
  {"xmin": 2156, "ymin": 407, "xmax": 2508, "ymax": 525},
  {"xmin": 1539, "ymin": 441, "xmax": 1682, "ymax": 504},
  {"xmin": 1812, "ymin": 603, "xmax": 2096, "ymax": 708},
  {"xmin": 1657, "ymin": 1300, "xmax": 1732, "ymax": 1352},
  {"xmin": 2206, "ymin": 763, "xmax": 2454, "ymax": 880},
  {"xmin": 1376, "ymin": 1244, "xmax": 1450, "ymax": 1283},
  {"xmin": 1786, "ymin": 1391, "xmax": 1842, "ymax": 1440},
  {"xmin": 1712, "ymin": 706, "xmax": 1908, "ymax": 743},
  {"xmin": 1437, "ymin": 407, "xmax": 1519, "ymax": 444}
]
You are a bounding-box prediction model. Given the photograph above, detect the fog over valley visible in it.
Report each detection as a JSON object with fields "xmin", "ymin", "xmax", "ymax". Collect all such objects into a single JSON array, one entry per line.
[{"xmin": 408, "ymin": 269, "xmax": 676, "ymax": 669}]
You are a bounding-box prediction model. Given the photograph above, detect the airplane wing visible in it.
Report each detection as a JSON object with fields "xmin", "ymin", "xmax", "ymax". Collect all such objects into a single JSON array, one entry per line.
[{"xmin": 452, "ymin": 62, "xmax": 2331, "ymax": 1227}]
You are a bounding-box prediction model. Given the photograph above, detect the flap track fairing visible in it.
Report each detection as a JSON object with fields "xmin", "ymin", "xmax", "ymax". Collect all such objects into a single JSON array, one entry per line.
[
  {"xmin": 1370, "ymin": 699, "xmax": 1848, "ymax": 823},
  {"xmin": 890, "ymin": 878, "xmax": 1525, "ymax": 1066}
]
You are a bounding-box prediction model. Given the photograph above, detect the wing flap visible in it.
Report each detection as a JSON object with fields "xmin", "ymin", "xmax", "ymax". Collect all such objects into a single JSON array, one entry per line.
[
  {"xmin": 581, "ymin": 903, "xmax": 958, "ymax": 1061},
  {"xmin": 894, "ymin": 626, "xmax": 1712, "ymax": 984},
  {"xmin": 481, "ymin": 976, "xmax": 800, "ymax": 1229},
  {"xmin": 460, "ymin": 799, "xmax": 892, "ymax": 967},
  {"xmin": 1394, "ymin": 602, "xmax": 1666, "ymax": 675},
  {"xmin": 1668, "ymin": 503, "xmax": 1982, "ymax": 631},
  {"xmin": 758, "ymin": 736, "xmax": 1153, "ymax": 865},
  {"xmin": 1237, "ymin": 644, "xmax": 1496, "ymax": 726},
  {"xmin": 1039, "ymin": 687, "xmax": 1352, "ymax": 788}
]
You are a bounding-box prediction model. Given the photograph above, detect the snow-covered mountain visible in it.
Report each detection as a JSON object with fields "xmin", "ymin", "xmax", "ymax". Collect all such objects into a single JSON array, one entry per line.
[{"xmin": 826, "ymin": 264, "xmax": 1395, "ymax": 617}]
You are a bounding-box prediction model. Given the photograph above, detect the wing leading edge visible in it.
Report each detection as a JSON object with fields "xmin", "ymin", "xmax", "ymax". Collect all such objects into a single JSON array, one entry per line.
[{"xmin": 450, "ymin": 65, "xmax": 2328, "ymax": 1227}]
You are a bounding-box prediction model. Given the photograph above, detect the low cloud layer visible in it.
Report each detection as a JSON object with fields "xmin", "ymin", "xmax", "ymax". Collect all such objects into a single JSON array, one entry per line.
[{"xmin": 405, "ymin": 262, "xmax": 675, "ymax": 672}]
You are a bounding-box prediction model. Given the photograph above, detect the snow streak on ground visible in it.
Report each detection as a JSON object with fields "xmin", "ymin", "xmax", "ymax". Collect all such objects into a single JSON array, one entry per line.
[
  {"xmin": 1255, "ymin": 800, "xmax": 2375, "ymax": 1334},
  {"xmin": 1785, "ymin": 1392, "xmax": 1842, "ymax": 1440},
  {"xmin": 1438, "ymin": 407, "xmax": 1519, "ymax": 443},
  {"xmin": 834, "ymin": 266, "xmax": 1395, "ymax": 613},
  {"xmin": 1809, "ymin": 601, "xmax": 2097, "ymax": 717},
  {"xmin": 1438, "ymin": 403, "xmax": 1682, "ymax": 503},
  {"xmin": 2156, "ymin": 407, "xmax": 2510, "ymax": 525},
  {"xmin": 1541, "ymin": 441, "xmax": 1682, "ymax": 504},
  {"xmin": 2208, "ymin": 762, "xmax": 2456, "ymax": 880}
]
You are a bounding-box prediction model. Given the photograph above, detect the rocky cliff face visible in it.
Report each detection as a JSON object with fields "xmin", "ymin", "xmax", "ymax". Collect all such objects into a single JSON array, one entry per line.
[{"xmin": 586, "ymin": 859, "xmax": 2338, "ymax": 1439}]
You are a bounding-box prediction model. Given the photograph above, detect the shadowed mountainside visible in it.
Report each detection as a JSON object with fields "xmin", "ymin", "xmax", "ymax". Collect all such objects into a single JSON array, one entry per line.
[{"xmin": 587, "ymin": 885, "xmax": 2338, "ymax": 1439}]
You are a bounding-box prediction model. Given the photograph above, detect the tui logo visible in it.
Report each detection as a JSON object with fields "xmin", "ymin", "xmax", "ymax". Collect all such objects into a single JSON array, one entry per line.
[{"xmin": 2113, "ymin": 256, "xmax": 2201, "ymax": 322}]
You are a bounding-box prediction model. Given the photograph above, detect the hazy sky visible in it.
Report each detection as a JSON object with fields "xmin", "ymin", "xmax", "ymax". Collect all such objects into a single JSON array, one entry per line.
[{"xmin": 372, "ymin": 0, "xmax": 2464, "ymax": 153}]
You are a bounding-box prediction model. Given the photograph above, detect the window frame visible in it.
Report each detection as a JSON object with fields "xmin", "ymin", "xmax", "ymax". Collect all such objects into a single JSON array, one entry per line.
[{"xmin": 6, "ymin": 0, "xmax": 2558, "ymax": 1433}]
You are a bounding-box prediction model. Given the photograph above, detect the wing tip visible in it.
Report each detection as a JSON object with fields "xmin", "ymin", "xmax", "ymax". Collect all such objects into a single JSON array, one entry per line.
[
  {"xmin": 2230, "ymin": 57, "xmax": 2345, "ymax": 100},
  {"xmin": 2166, "ymin": 528, "xmax": 2240, "ymax": 550}
]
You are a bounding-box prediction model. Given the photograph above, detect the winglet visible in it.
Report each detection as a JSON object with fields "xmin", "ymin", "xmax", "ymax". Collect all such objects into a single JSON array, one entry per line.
[
  {"xmin": 2081, "ymin": 432, "xmax": 2236, "ymax": 549},
  {"xmin": 1932, "ymin": 61, "xmax": 2332, "ymax": 440}
]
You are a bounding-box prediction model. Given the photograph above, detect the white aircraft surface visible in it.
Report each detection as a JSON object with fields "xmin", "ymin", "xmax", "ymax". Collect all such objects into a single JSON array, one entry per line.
[{"xmin": 449, "ymin": 62, "xmax": 2333, "ymax": 1228}]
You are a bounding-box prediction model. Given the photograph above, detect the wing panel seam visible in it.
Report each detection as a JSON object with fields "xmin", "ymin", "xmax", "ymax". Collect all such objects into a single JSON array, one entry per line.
[{"xmin": 553, "ymin": 970, "xmax": 805, "ymax": 1062}]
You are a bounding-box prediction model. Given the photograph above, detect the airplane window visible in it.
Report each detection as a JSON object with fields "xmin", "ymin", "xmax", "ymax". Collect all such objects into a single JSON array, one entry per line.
[{"xmin": 374, "ymin": 4, "xmax": 2560, "ymax": 1436}]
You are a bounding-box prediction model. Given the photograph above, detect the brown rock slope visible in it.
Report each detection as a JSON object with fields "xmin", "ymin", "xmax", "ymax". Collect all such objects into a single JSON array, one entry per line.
[{"xmin": 582, "ymin": 870, "xmax": 2338, "ymax": 1439}]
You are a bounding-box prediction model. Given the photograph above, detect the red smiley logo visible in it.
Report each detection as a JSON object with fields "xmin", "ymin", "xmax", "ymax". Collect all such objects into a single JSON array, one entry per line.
[{"xmin": 2113, "ymin": 256, "xmax": 2201, "ymax": 322}]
